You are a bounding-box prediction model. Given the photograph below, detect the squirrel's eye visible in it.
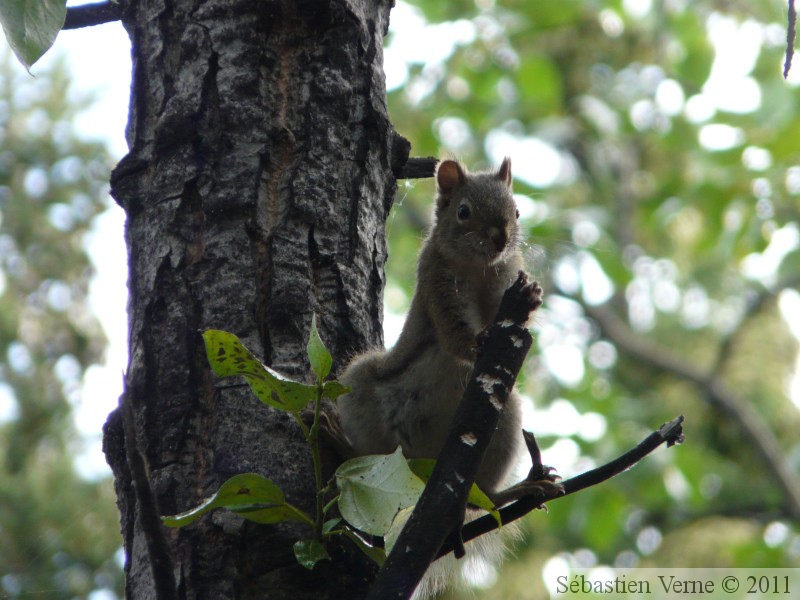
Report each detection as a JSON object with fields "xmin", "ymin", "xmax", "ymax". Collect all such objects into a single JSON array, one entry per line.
[
  {"xmin": 515, "ymin": 209, "xmax": 520, "ymax": 220},
  {"xmin": 457, "ymin": 204, "xmax": 470, "ymax": 221}
]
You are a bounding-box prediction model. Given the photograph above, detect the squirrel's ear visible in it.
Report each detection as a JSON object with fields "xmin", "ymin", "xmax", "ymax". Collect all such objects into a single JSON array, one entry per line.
[
  {"xmin": 436, "ymin": 160, "xmax": 467, "ymax": 197},
  {"xmin": 497, "ymin": 157, "xmax": 512, "ymax": 187}
]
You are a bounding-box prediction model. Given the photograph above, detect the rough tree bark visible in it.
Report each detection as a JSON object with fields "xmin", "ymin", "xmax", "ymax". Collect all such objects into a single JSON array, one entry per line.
[{"xmin": 102, "ymin": 0, "xmax": 408, "ymax": 597}]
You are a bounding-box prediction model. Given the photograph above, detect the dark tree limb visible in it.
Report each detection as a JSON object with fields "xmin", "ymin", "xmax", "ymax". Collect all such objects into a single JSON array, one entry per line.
[
  {"xmin": 120, "ymin": 382, "xmax": 178, "ymax": 600},
  {"xmin": 367, "ymin": 272, "xmax": 541, "ymax": 600},
  {"xmin": 786, "ymin": 0, "xmax": 797, "ymax": 78},
  {"xmin": 438, "ymin": 416, "xmax": 685, "ymax": 557},
  {"xmin": 584, "ymin": 301, "xmax": 800, "ymax": 521},
  {"xmin": 397, "ymin": 156, "xmax": 438, "ymax": 179},
  {"xmin": 63, "ymin": 2, "xmax": 123, "ymax": 30}
]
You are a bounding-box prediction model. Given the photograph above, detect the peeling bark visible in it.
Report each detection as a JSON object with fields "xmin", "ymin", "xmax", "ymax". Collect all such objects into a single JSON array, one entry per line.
[{"xmin": 103, "ymin": 1, "xmax": 408, "ymax": 597}]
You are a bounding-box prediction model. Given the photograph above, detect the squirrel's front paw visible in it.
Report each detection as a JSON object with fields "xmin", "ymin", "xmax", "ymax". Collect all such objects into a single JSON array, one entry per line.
[
  {"xmin": 521, "ymin": 274, "xmax": 543, "ymax": 314},
  {"xmin": 499, "ymin": 271, "xmax": 543, "ymax": 325}
]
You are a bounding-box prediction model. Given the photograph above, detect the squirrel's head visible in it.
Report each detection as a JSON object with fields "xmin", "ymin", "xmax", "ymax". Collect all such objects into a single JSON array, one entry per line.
[{"xmin": 434, "ymin": 158, "xmax": 520, "ymax": 266}]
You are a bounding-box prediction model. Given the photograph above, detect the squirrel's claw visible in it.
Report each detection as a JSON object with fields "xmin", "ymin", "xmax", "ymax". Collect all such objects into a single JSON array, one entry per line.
[
  {"xmin": 487, "ymin": 477, "xmax": 564, "ymax": 510},
  {"xmin": 487, "ymin": 429, "xmax": 564, "ymax": 509}
]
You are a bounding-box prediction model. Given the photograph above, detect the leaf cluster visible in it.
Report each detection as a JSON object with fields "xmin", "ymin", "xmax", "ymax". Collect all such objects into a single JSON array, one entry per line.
[{"xmin": 164, "ymin": 323, "xmax": 502, "ymax": 570}]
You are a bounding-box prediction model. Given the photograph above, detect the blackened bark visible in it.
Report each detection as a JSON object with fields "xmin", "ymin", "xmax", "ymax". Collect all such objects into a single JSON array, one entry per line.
[{"xmin": 103, "ymin": 0, "xmax": 408, "ymax": 597}]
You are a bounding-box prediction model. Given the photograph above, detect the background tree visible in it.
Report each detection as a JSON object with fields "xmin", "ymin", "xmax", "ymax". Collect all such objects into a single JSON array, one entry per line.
[
  {"xmin": 383, "ymin": 1, "xmax": 800, "ymax": 597},
  {"xmin": 0, "ymin": 48, "xmax": 123, "ymax": 598}
]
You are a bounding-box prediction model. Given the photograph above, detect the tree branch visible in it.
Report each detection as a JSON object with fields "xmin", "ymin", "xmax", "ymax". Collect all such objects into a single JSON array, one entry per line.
[
  {"xmin": 64, "ymin": 1, "xmax": 122, "ymax": 30},
  {"xmin": 121, "ymin": 381, "xmax": 178, "ymax": 600},
  {"xmin": 397, "ymin": 156, "xmax": 437, "ymax": 179},
  {"xmin": 786, "ymin": 0, "xmax": 797, "ymax": 78},
  {"xmin": 367, "ymin": 273, "xmax": 541, "ymax": 600},
  {"xmin": 585, "ymin": 301, "xmax": 800, "ymax": 521},
  {"xmin": 439, "ymin": 416, "xmax": 685, "ymax": 557}
]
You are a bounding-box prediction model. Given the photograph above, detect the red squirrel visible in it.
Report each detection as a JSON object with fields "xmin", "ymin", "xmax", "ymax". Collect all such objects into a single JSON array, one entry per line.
[{"xmin": 337, "ymin": 158, "xmax": 556, "ymax": 507}]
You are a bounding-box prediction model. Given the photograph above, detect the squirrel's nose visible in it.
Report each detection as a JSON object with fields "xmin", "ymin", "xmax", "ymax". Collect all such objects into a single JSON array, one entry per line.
[{"xmin": 487, "ymin": 226, "xmax": 507, "ymax": 252}]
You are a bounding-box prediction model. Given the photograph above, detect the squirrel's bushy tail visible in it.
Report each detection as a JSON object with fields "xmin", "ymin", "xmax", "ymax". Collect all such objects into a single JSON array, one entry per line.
[{"xmin": 386, "ymin": 507, "xmax": 520, "ymax": 599}]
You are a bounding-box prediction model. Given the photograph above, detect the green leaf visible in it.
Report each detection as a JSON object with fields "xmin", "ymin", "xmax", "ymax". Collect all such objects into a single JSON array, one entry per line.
[
  {"xmin": 162, "ymin": 473, "xmax": 314, "ymax": 528},
  {"xmin": 307, "ymin": 315, "xmax": 332, "ymax": 382},
  {"xmin": 383, "ymin": 506, "xmax": 413, "ymax": 555},
  {"xmin": 322, "ymin": 380, "xmax": 351, "ymax": 400},
  {"xmin": 203, "ymin": 330, "xmax": 316, "ymax": 412},
  {"xmin": 407, "ymin": 459, "xmax": 502, "ymax": 526},
  {"xmin": 293, "ymin": 538, "xmax": 330, "ymax": 570},
  {"xmin": 0, "ymin": 0, "xmax": 67, "ymax": 69},
  {"xmin": 335, "ymin": 447, "xmax": 426, "ymax": 536},
  {"xmin": 322, "ymin": 517, "xmax": 342, "ymax": 535}
]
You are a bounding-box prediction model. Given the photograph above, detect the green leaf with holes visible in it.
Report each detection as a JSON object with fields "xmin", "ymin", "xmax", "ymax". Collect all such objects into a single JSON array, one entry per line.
[
  {"xmin": 0, "ymin": 0, "xmax": 67, "ymax": 69},
  {"xmin": 203, "ymin": 330, "xmax": 316, "ymax": 412},
  {"xmin": 162, "ymin": 473, "xmax": 313, "ymax": 528}
]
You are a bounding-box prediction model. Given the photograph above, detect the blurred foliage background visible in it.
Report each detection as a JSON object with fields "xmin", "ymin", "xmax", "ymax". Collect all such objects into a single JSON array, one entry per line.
[
  {"xmin": 382, "ymin": 0, "xmax": 800, "ymax": 597},
  {"xmin": 2, "ymin": 0, "xmax": 800, "ymax": 598},
  {"xmin": 0, "ymin": 49, "xmax": 123, "ymax": 597}
]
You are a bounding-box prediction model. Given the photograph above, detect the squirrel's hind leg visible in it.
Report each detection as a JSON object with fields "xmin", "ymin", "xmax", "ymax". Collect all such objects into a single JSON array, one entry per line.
[{"xmin": 487, "ymin": 430, "xmax": 564, "ymax": 508}]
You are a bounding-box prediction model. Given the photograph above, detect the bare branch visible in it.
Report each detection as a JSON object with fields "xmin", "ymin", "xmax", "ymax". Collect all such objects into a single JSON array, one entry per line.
[
  {"xmin": 398, "ymin": 156, "xmax": 437, "ymax": 179},
  {"xmin": 64, "ymin": 1, "xmax": 122, "ymax": 30},
  {"xmin": 439, "ymin": 416, "xmax": 685, "ymax": 558}
]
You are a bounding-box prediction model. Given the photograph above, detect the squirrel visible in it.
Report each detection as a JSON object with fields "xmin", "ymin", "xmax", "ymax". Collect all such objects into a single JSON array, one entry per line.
[{"xmin": 334, "ymin": 157, "xmax": 558, "ymax": 508}]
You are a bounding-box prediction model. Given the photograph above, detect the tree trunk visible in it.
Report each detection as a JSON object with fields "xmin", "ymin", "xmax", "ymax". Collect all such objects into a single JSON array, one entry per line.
[{"xmin": 103, "ymin": 0, "xmax": 408, "ymax": 597}]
